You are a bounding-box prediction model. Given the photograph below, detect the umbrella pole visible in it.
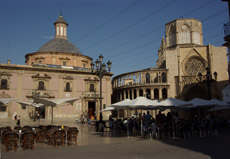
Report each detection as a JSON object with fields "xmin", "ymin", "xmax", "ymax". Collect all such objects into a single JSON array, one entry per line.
[
  {"xmin": 141, "ymin": 109, "xmax": 143, "ymax": 136},
  {"xmin": 127, "ymin": 109, "xmax": 129, "ymax": 138},
  {"xmin": 51, "ymin": 106, "xmax": 53, "ymax": 125}
]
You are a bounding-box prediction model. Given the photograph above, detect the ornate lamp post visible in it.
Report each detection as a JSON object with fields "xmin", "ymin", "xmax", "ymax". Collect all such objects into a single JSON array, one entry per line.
[
  {"xmin": 198, "ymin": 67, "xmax": 218, "ymax": 99},
  {"xmin": 90, "ymin": 54, "xmax": 112, "ymax": 121}
]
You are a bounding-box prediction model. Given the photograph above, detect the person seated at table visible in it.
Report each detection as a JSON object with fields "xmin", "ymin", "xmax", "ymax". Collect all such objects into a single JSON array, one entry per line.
[
  {"xmin": 156, "ymin": 111, "xmax": 165, "ymax": 126},
  {"xmin": 109, "ymin": 115, "xmax": 114, "ymax": 128},
  {"xmin": 144, "ymin": 111, "xmax": 153, "ymax": 126}
]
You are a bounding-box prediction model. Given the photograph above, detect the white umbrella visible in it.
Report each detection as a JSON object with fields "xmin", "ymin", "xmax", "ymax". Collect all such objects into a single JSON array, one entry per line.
[
  {"xmin": 0, "ymin": 98, "xmax": 17, "ymax": 105},
  {"xmin": 108, "ymin": 99, "xmax": 132, "ymax": 109},
  {"xmin": 158, "ymin": 97, "xmax": 192, "ymax": 108},
  {"xmin": 33, "ymin": 96, "xmax": 80, "ymax": 125},
  {"xmin": 208, "ymin": 99, "xmax": 230, "ymax": 111},
  {"xmin": 17, "ymin": 101, "xmax": 44, "ymax": 109},
  {"xmin": 157, "ymin": 97, "xmax": 192, "ymax": 138},
  {"xmin": 127, "ymin": 97, "xmax": 159, "ymax": 109},
  {"xmin": 188, "ymin": 98, "xmax": 216, "ymax": 108},
  {"xmin": 101, "ymin": 107, "xmax": 115, "ymax": 112},
  {"xmin": 209, "ymin": 99, "xmax": 229, "ymax": 106}
]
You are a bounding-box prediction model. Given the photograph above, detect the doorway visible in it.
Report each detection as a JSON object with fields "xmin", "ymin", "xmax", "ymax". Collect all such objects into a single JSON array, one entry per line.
[
  {"xmin": 35, "ymin": 107, "xmax": 45, "ymax": 119},
  {"xmin": 88, "ymin": 101, "xmax": 95, "ymax": 119}
]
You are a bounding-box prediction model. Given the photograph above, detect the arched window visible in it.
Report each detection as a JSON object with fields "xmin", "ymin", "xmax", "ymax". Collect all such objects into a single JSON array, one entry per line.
[
  {"xmin": 169, "ymin": 27, "xmax": 176, "ymax": 46},
  {"xmin": 146, "ymin": 73, "xmax": 150, "ymax": 84},
  {"xmin": 129, "ymin": 90, "xmax": 132, "ymax": 99},
  {"xmin": 154, "ymin": 89, "xmax": 159, "ymax": 99},
  {"xmin": 1, "ymin": 79, "xmax": 7, "ymax": 89},
  {"xmin": 139, "ymin": 89, "xmax": 143, "ymax": 97},
  {"xmin": 134, "ymin": 89, "xmax": 137, "ymax": 99},
  {"xmin": 65, "ymin": 82, "xmax": 71, "ymax": 92},
  {"xmin": 146, "ymin": 89, "xmax": 151, "ymax": 99},
  {"xmin": 38, "ymin": 81, "xmax": 45, "ymax": 90},
  {"xmin": 126, "ymin": 90, "xmax": 128, "ymax": 99},
  {"xmin": 154, "ymin": 74, "xmax": 158, "ymax": 83},
  {"xmin": 162, "ymin": 72, "xmax": 167, "ymax": 83},
  {"xmin": 90, "ymin": 84, "xmax": 95, "ymax": 92},
  {"xmin": 179, "ymin": 25, "xmax": 191, "ymax": 44},
  {"xmin": 162, "ymin": 88, "xmax": 168, "ymax": 99}
]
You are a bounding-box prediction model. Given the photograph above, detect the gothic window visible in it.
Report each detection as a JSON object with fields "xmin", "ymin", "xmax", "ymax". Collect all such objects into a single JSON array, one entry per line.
[
  {"xmin": 1, "ymin": 79, "xmax": 8, "ymax": 89},
  {"xmin": 162, "ymin": 73, "xmax": 167, "ymax": 83},
  {"xmin": 193, "ymin": 32, "xmax": 200, "ymax": 45},
  {"xmin": 184, "ymin": 57, "xmax": 205, "ymax": 75},
  {"xmin": 65, "ymin": 82, "xmax": 71, "ymax": 92},
  {"xmin": 179, "ymin": 25, "xmax": 191, "ymax": 44},
  {"xmin": 169, "ymin": 27, "xmax": 176, "ymax": 46},
  {"xmin": 38, "ymin": 81, "xmax": 45, "ymax": 90},
  {"xmin": 139, "ymin": 89, "xmax": 143, "ymax": 97},
  {"xmin": 162, "ymin": 88, "xmax": 168, "ymax": 99},
  {"xmin": 154, "ymin": 89, "xmax": 159, "ymax": 99},
  {"xmin": 146, "ymin": 73, "xmax": 150, "ymax": 84}
]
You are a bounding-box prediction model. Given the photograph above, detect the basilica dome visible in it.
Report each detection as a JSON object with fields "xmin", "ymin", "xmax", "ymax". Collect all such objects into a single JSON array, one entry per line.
[
  {"xmin": 37, "ymin": 38, "xmax": 82, "ymax": 54},
  {"xmin": 25, "ymin": 14, "xmax": 92, "ymax": 68}
]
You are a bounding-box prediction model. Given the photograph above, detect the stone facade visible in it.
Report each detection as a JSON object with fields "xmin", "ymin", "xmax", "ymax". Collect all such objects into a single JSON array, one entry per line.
[
  {"xmin": 112, "ymin": 18, "xmax": 229, "ymax": 106},
  {"xmin": 0, "ymin": 15, "xmax": 112, "ymax": 120}
]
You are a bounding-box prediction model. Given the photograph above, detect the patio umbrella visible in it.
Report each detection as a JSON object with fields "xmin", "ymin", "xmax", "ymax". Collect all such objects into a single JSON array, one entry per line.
[
  {"xmin": 208, "ymin": 99, "xmax": 230, "ymax": 111},
  {"xmin": 157, "ymin": 97, "xmax": 192, "ymax": 138},
  {"xmin": 17, "ymin": 101, "xmax": 45, "ymax": 125},
  {"xmin": 188, "ymin": 98, "xmax": 215, "ymax": 108},
  {"xmin": 18, "ymin": 101, "xmax": 44, "ymax": 109},
  {"xmin": 125, "ymin": 97, "xmax": 160, "ymax": 136},
  {"xmin": 127, "ymin": 97, "xmax": 159, "ymax": 109},
  {"xmin": 108, "ymin": 99, "xmax": 132, "ymax": 110},
  {"xmin": 158, "ymin": 97, "xmax": 192, "ymax": 109},
  {"xmin": 0, "ymin": 98, "xmax": 18, "ymax": 105},
  {"xmin": 33, "ymin": 96, "xmax": 80, "ymax": 125},
  {"xmin": 100, "ymin": 107, "xmax": 115, "ymax": 112}
]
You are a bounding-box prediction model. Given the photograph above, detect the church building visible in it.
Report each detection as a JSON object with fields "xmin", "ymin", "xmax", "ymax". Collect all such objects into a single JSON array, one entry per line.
[{"xmin": 0, "ymin": 14, "xmax": 112, "ymax": 120}]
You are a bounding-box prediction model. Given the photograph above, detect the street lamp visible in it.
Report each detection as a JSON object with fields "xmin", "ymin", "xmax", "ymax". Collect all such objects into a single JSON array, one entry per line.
[
  {"xmin": 198, "ymin": 67, "xmax": 218, "ymax": 99},
  {"xmin": 90, "ymin": 54, "xmax": 112, "ymax": 121}
]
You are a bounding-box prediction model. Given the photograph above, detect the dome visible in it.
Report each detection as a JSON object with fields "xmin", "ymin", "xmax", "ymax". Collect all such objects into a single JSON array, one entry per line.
[{"xmin": 37, "ymin": 38, "xmax": 82, "ymax": 54}]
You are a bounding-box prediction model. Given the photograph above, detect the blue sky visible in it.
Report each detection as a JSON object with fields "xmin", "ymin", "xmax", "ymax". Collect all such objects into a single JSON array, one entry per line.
[{"xmin": 0, "ymin": 0, "xmax": 228, "ymax": 77}]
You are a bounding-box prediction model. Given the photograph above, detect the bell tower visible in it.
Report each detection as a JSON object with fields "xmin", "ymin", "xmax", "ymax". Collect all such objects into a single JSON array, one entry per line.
[
  {"xmin": 54, "ymin": 11, "xmax": 68, "ymax": 40},
  {"xmin": 165, "ymin": 19, "xmax": 203, "ymax": 48}
]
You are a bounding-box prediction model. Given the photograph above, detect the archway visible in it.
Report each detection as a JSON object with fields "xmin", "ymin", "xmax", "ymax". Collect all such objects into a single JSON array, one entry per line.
[{"xmin": 182, "ymin": 84, "xmax": 209, "ymax": 101}]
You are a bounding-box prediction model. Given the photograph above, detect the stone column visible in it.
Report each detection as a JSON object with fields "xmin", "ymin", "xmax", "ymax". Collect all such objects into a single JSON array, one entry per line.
[
  {"xmin": 124, "ymin": 90, "xmax": 127, "ymax": 99},
  {"xmin": 136, "ymin": 88, "xmax": 139, "ymax": 97},
  {"xmin": 151, "ymin": 88, "xmax": 154, "ymax": 99},
  {"xmin": 159, "ymin": 88, "xmax": 162, "ymax": 99}
]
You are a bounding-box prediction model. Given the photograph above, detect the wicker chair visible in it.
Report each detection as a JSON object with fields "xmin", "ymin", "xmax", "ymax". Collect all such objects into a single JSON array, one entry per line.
[
  {"xmin": 21, "ymin": 132, "xmax": 36, "ymax": 150},
  {"xmin": 36, "ymin": 130, "xmax": 48, "ymax": 143},
  {"xmin": 53, "ymin": 130, "xmax": 65, "ymax": 146},
  {"xmin": 3, "ymin": 132, "xmax": 19, "ymax": 152},
  {"xmin": 67, "ymin": 129, "xmax": 79, "ymax": 145}
]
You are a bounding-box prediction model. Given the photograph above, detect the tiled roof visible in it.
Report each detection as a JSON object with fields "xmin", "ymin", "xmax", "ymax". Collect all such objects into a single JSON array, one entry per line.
[{"xmin": 37, "ymin": 38, "xmax": 82, "ymax": 54}]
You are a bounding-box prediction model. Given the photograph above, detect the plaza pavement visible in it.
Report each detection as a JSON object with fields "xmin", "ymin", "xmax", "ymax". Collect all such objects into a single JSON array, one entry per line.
[{"xmin": 1, "ymin": 118, "xmax": 230, "ymax": 159}]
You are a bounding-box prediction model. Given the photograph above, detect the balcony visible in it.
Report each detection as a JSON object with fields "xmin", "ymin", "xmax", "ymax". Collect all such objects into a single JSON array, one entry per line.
[{"xmin": 83, "ymin": 91, "xmax": 100, "ymax": 99}]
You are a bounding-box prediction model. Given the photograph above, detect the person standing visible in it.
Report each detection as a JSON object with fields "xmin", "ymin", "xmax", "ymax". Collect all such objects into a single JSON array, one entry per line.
[{"xmin": 16, "ymin": 116, "xmax": 21, "ymax": 126}]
